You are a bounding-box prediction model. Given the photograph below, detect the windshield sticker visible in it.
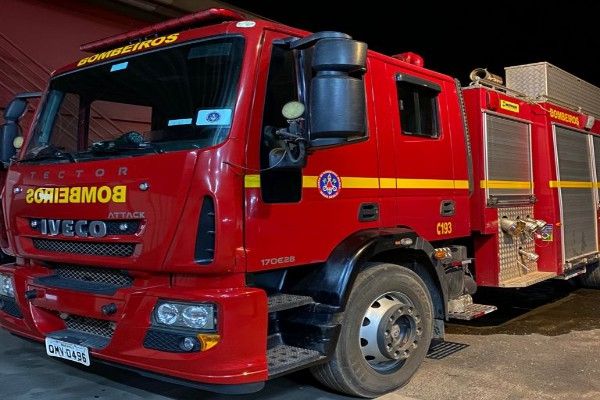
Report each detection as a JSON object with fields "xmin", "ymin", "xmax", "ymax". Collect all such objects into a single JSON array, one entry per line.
[
  {"xmin": 77, "ymin": 33, "xmax": 180, "ymax": 67},
  {"xmin": 236, "ymin": 21, "xmax": 256, "ymax": 28},
  {"xmin": 110, "ymin": 62, "xmax": 129, "ymax": 72},
  {"xmin": 168, "ymin": 118, "xmax": 193, "ymax": 126},
  {"xmin": 196, "ymin": 109, "xmax": 232, "ymax": 126}
]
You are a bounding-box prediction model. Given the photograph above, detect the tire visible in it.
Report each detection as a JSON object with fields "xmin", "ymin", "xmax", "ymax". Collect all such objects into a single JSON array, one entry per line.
[
  {"xmin": 311, "ymin": 263, "xmax": 434, "ymax": 398},
  {"xmin": 579, "ymin": 262, "xmax": 600, "ymax": 288}
]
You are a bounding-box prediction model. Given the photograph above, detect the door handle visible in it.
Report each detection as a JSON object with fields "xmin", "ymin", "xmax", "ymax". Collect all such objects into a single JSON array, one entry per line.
[{"xmin": 440, "ymin": 200, "xmax": 455, "ymax": 216}]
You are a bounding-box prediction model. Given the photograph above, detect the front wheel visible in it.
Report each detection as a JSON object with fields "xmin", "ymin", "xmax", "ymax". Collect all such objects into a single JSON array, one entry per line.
[{"xmin": 311, "ymin": 263, "xmax": 434, "ymax": 398}]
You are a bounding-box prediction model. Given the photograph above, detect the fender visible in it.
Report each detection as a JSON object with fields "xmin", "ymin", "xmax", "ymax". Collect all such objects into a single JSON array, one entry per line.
[{"xmin": 284, "ymin": 227, "xmax": 448, "ymax": 318}]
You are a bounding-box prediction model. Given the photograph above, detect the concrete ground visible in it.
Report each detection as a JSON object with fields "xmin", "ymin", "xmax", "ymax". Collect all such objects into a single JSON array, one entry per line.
[{"xmin": 1, "ymin": 282, "xmax": 599, "ymax": 400}]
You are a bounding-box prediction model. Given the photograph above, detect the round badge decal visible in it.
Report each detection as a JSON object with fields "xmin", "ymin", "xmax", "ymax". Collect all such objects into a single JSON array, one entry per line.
[
  {"xmin": 206, "ymin": 111, "xmax": 221, "ymax": 123},
  {"xmin": 318, "ymin": 170, "xmax": 342, "ymax": 199}
]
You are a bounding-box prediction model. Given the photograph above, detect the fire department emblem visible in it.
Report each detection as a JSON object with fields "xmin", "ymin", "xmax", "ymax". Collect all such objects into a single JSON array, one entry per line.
[
  {"xmin": 206, "ymin": 112, "xmax": 221, "ymax": 122},
  {"xmin": 318, "ymin": 170, "xmax": 341, "ymax": 199}
]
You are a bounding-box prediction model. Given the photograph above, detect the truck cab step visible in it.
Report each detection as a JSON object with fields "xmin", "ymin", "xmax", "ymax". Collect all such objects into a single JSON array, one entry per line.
[
  {"xmin": 448, "ymin": 303, "xmax": 497, "ymax": 320},
  {"xmin": 268, "ymin": 294, "xmax": 314, "ymax": 313},
  {"xmin": 267, "ymin": 344, "xmax": 325, "ymax": 377}
]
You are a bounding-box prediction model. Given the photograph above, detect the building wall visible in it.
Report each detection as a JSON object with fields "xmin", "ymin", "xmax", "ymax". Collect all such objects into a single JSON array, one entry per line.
[{"xmin": 0, "ymin": 0, "xmax": 148, "ymax": 125}]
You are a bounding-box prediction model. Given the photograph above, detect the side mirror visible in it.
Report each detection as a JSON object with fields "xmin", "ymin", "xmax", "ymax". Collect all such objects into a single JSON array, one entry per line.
[
  {"xmin": 4, "ymin": 98, "xmax": 27, "ymax": 121},
  {"xmin": 309, "ymin": 38, "xmax": 367, "ymax": 145},
  {"xmin": 0, "ymin": 92, "xmax": 41, "ymax": 166}
]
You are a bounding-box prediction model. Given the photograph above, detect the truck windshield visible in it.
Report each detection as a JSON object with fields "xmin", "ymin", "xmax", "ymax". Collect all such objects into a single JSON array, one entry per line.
[{"xmin": 23, "ymin": 36, "xmax": 244, "ymax": 162}]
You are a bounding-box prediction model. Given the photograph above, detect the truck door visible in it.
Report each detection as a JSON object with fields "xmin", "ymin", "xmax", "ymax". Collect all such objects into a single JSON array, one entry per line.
[
  {"xmin": 244, "ymin": 31, "xmax": 380, "ymax": 271},
  {"xmin": 385, "ymin": 65, "xmax": 469, "ymax": 240}
]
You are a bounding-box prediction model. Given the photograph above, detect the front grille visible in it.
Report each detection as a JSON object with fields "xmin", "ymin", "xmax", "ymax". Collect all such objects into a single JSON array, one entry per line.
[
  {"xmin": 65, "ymin": 315, "xmax": 114, "ymax": 339},
  {"xmin": 53, "ymin": 264, "xmax": 132, "ymax": 287},
  {"xmin": 33, "ymin": 239, "xmax": 135, "ymax": 257}
]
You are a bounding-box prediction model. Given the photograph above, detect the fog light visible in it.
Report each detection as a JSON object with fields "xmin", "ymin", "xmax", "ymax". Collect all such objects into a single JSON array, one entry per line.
[
  {"xmin": 0, "ymin": 274, "xmax": 15, "ymax": 298},
  {"xmin": 179, "ymin": 337, "xmax": 197, "ymax": 352},
  {"xmin": 156, "ymin": 303, "xmax": 179, "ymax": 325}
]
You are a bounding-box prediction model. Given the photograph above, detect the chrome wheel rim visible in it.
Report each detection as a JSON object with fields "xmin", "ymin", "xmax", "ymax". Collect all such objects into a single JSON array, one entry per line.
[{"xmin": 359, "ymin": 292, "xmax": 423, "ymax": 373}]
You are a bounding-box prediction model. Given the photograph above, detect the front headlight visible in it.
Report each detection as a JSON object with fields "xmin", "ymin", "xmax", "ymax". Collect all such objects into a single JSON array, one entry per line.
[
  {"xmin": 153, "ymin": 300, "xmax": 216, "ymax": 331},
  {"xmin": 0, "ymin": 274, "xmax": 15, "ymax": 298},
  {"xmin": 182, "ymin": 305, "xmax": 210, "ymax": 329}
]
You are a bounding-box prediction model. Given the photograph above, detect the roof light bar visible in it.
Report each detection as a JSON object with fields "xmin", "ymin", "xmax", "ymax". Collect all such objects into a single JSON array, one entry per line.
[{"xmin": 80, "ymin": 8, "xmax": 245, "ymax": 53}]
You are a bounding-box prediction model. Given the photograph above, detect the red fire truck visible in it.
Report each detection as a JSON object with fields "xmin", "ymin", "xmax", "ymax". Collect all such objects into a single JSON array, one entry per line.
[{"xmin": 0, "ymin": 9, "xmax": 598, "ymax": 397}]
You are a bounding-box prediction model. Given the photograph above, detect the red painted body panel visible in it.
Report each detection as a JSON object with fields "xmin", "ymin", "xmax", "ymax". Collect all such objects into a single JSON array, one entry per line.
[
  {"xmin": 464, "ymin": 86, "xmax": 600, "ymax": 285},
  {"xmin": 462, "ymin": 87, "xmax": 539, "ymax": 285},
  {"xmin": 531, "ymin": 102, "xmax": 600, "ymax": 274},
  {"xmin": 0, "ymin": 263, "xmax": 268, "ymax": 384}
]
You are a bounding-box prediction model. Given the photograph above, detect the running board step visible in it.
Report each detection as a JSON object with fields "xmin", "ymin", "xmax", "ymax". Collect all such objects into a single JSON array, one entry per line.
[
  {"xmin": 268, "ymin": 294, "xmax": 314, "ymax": 313},
  {"xmin": 267, "ymin": 345, "xmax": 325, "ymax": 377},
  {"xmin": 449, "ymin": 303, "xmax": 497, "ymax": 321}
]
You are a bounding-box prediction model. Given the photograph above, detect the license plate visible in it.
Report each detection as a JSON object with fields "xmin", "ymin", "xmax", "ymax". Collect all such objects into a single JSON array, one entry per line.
[{"xmin": 45, "ymin": 337, "xmax": 90, "ymax": 366}]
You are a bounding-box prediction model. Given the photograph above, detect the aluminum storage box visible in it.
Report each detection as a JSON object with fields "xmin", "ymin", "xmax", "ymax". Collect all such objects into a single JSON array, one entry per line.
[{"xmin": 505, "ymin": 62, "xmax": 600, "ymax": 119}]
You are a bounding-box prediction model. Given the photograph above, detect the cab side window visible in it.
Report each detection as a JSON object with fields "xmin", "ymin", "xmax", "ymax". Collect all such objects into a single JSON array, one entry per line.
[
  {"xmin": 396, "ymin": 75, "xmax": 441, "ymax": 138},
  {"xmin": 259, "ymin": 45, "xmax": 301, "ymax": 203}
]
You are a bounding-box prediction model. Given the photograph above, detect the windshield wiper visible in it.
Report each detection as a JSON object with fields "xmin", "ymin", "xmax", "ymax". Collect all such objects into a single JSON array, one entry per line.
[
  {"xmin": 20, "ymin": 144, "xmax": 77, "ymax": 163},
  {"xmin": 90, "ymin": 131, "xmax": 164, "ymax": 155}
]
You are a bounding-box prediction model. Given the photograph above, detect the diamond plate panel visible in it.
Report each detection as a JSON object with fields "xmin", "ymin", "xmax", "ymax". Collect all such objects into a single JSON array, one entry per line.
[
  {"xmin": 505, "ymin": 62, "xmax": 600, "ymax": 119},
  {"xmin": 267, "ymin": 294, "xmax": 313, "ymax": 312},
  {"xmin": 498, "ymin": 206, "xmax": 538, "ymax": 283},
  {"xmin": 267, "ymin": 345, "xmax": 324, "ymax": 376}
]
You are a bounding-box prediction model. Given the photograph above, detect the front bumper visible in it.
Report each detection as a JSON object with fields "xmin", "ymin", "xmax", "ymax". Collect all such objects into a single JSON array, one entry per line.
[{"xmin": 0, "ymin": 263, "xmax": 269, "ymax": 388}]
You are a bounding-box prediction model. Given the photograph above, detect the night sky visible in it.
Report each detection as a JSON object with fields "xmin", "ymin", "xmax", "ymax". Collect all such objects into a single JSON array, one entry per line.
[{"xmin": 226, "ymin": 0, "xmax": 600, "ymax": 87}]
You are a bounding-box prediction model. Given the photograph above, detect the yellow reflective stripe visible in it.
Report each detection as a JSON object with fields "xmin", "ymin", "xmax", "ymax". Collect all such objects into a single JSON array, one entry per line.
[
  {"xmin": 396, "ymin": 178, "xmax": 468, "ymax": 189},
  {"xmin": 343, "ymin": 177, "xmax": 380, "ymax": 189},
  {"xmin": 302, "ymin": 176, "xmax": 318, "ymax": 188},
  {"xmin": 480, "ymin": 180, "xmax": 533, "ymax": 189},
  {"xmin": 454, "ymin": 180, "xmax": 470, "ymax": 190},
  {"xmin": 244, "ymin": 174, "xmax": 261, "ymax": 188},
  {"xmin": 245, "ymin": 175, "xmax": 469, "ymax": 190},
  {"xmin": 379, "ymin": 178, "xmax": 397, "ymax": 189},
  {"xmin": 549, "ymin": 180, "xmax": 593, "ymax": 188}
]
